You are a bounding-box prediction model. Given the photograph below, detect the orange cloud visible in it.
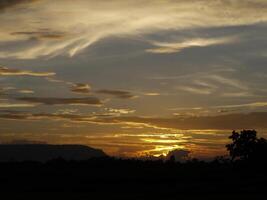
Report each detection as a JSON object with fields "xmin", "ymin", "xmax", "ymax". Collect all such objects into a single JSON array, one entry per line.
[{"xmin": 0, "ymin": 66, "xmax": 55, "ymax": 77}]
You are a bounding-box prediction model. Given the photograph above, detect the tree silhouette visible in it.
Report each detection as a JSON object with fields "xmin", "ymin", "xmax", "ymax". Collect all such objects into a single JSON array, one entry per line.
[
  {"xmin": 226, "ymin": 130, "xmax": 267, "ymax": 162},
  {"xmin": 168, "ymin": 155, "xmax": 175, "ymax": 163}
]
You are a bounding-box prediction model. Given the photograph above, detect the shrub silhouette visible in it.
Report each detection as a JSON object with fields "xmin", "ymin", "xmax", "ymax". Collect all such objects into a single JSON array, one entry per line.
[{"xmin": 226, "ymin": 130, "xmax": 267, "ymax": 162}]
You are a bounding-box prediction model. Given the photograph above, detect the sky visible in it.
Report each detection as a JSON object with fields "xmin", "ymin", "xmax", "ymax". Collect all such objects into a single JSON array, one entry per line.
[{"xmin": 1, "ymin": 0, "xmax": 267, "ymax": 158}]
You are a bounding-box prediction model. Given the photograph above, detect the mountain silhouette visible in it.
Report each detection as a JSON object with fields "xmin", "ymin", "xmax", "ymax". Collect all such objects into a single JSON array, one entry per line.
[
  {"xmin": 0, "ymin": 144, "xmax": 107, "ymax": 162},
  {"xmin": 0, "ymin": 131, "xmax": 267, "ymax": 199}
]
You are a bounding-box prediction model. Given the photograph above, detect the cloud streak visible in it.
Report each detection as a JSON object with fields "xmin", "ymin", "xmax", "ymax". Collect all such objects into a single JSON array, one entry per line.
[
  {"xmin": 71, "ymin": 83, "xmax": 91, "ymax": 94},
  {"xmin": 0, "ymin": 102, "xmax": 36, "ymax": 108},
  {"xmin": 214, "ymin": 102, "xmax": 267, "ymax": 109},
  {"xmin": 17, "ymin": 96, "xmax": 102, "ymax": 106},
  {"xmin": 96, "ymin": 89, "xmax": 136, "ymax": 99},
  {"xmin": 176, "ymin": 86, "xmax": 213, "ymax": 95},
  {"xmin": 146, "ymin": 37, "xmax": 236, "ymax": 54},
  {"xmin": 0, "ymin": 66, "xmax": 55, "ymax": 77},
  {"xmin": 11, "ymin": 30, "xmax": 66, "ymax": 40},
  {"xmin": 1, "ymin": 110, "xmax": 267, "ymax": 130}
]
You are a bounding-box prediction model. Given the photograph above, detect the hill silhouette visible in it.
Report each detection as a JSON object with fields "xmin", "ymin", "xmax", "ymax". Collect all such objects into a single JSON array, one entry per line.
[
  {"xmin": 0, "ymin": 130, "xmax": 267, "ymax": 199},
  {"xmin": 0, "ymin": 144, "xmax": 106, "ymax": 162}
]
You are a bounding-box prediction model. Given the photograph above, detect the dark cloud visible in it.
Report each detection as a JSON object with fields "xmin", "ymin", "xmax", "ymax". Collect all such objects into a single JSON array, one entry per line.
[
  {"xmin": 166, "ymin": 149, "xmax": 190, "ymax": 162},
  {"xmin": 4, "ymin": 139, "xmax": 47, "ymax": 145},
  {"xmin": 1, "ymin": 111, "xmax": 267, "ymax": 130},
  {"xmin": 0, "ymin": 66, "xmax": 55, "ymax": 77},
  {"xmin": 0, "ymin": 0, "xmax": 38, "ymax": 10},
  {"xmin": 64, "ymin": 112, "xmax": 267, "ymax": 130},
  {"xmin": 107, "ymin": 113, "xmax": 267, "ymax": 130},
  {"xmin": 71, "ymin": 83, "xmax": 91, "ymax": 94},
  {"xmin": 0, "ymin": 110, "xmax": 26, "ymax": 114},
  {"xmin": 0, "ymin": 113, "xmax": 30, "ymax": 120},
  {"xmin": 16, "ymin": 96, "xmax": 102, "ymax": 106},
  {"xmin": 0, "ymin": 112, "xmax": 95, "ymax": 122},
  {"xmin": 11, "ymin": 30, "xmax": 66, "ymax": 40},
  {"xmin": 96, "ymin": 89, "xmax": 136, "ymax": 99}
]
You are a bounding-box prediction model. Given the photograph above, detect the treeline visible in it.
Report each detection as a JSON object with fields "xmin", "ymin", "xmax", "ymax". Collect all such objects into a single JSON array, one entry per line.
[{"xmin": 0, "ymin": 130, "xmax": 266, "ymax": 199}]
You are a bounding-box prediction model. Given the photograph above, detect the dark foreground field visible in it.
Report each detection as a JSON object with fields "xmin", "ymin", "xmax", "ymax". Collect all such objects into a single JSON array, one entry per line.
[{"xmin": 1, "ymin": 158, "xmax": 267, "ymax": 200}]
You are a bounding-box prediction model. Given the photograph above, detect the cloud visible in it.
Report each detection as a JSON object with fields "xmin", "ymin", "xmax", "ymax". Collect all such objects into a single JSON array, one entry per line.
[
  {"xmin": 0, "ymin": 112, "xmax": 101, "ymax": 122},
  {"xmin": 4, "ymin": 139, "xmax": 47, "ymax": 145},
  {"xmin": 104, "ymin": 108, "xmax": 135, "ymax": 115},
  {"xmin": 17, "ymin": 96, "xmax": 102, "ymax": 106},
  {"xmin": 149, "ymin": 68, "xmax": 237, "ymax": 80},
  {"xmin": 71, "ymin": 83, "xmax": 91, "ymax": 94},
  {"xmin": 144, "ymin": 92, "xmax": 161, "ymax": 96},
  {"xmin": 0, "ymin": 0, "xmax": 267, "ymax": 59},
  {"xmin": 214, "ymin": 102, "xmax": 267, "ymax": 109},
  {"xmin": 146, "ymin": 37, "xmax": 236, "ymax": 54},
  {"xmin": 178, "ymin": 75, "xmax": 250, "ymax": 96},
  {"xmin": 207, "ymin": 75, "xmax": 248, "ymax": 90},
  {"xmin": 170, "ymin": 101, "xmax": 267, "ymax": 116},
  {"xmin": 100, "ymin": 113, "xmax": 267, "ymax": 130},
  {"xmin": 0, "ymin": 66, "xmax": 55, "ymax": 77},
  {"xmin": 221, "ymin": 92, "xmax": 254, "ymax": 97},
  {"xmin": 166, "ymin": 69, "xmax": 251, "ymax": 96},
  {"xmin": 0, "ymin": 102, "xmax": 36, "ymax": 108},
  {"xmin": 0, "ymin": 0, "xmax": 38, "ymax": 11},
  {"xmin": 96, "ymin": 89, "xmax": 137, "ymax": 99},
  {"xmin": 0, "ymin": 86, "xmax": 15, "ymax": 93},
  {"xmin": 166, "ymin": 149, "xmax": 191, "ymax": 162},
  {"xmin": 11, "ymin": 30, "xmax": 66, "ymax": 40},
  {"xmin": 1, "ymin": 110, "xmax": 267, "ymax": 130},
  {"xmin": 176, "ymin": 86, "xmax": 213, "ymax": 95},
  {"xmin": 18, "ymin": 89, "xmax": 34, "ymax": 94}
]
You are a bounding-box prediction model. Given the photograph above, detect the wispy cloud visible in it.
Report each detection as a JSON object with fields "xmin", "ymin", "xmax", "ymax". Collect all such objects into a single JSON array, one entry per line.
[
  {"xmin": 0, "ymin": 0, "xmax": 267, "ymax": 59},
  {"xmin": 169, "ymin": 101, "xmax": 267, "ymax": 116},
  {"xmin": 0, "ymin": 102, "xmax": 36, "ymax": 108},
  {"xmin": 0, "ymin": 66, "xmax": 55, "ymax": 77},
  {"xmin": 143, "ymin": 92, "xmax": 161, "ymax": 96},
  {"xmin": 176, "ymin": 86, "xmax": 213, "ymax": 95},
  {"xmin": 214, "ymin": 101, "xmax": 267, "ymax": 109},
  {"xmin": 149, "ymin": 68, "xmax": 237, "ymax": 81},
  {"xmin": 18, "ymin": 89, "xmax": 34, "ymax": 94},
  {"xmin": 159, "ymin": 68, "xmax": 253, "ymax": 96},
  {"xmin": 11, "ymin": 30, "xmax": 66, "ymax": 40},
  {"xmin": 105, "ymin": 108, "xmax": 135, "ymax": 115},
  {"xmin": 207, "ymin": 75, "xmax": 248, "ymax": 90},
  {"xmin": 146, "ymin": 37, "xmax": 236, "ymax": 54},
  {"xmin": 221, "ymin": 92, "xmax": 254, "ymax": 97},
  {"xmin": 71, "ymin": 83, "xmax": 91, "ymax": 94},
  {"xmin": 1, "ymin": 111, "xmax": 267, "ymax": 130}
]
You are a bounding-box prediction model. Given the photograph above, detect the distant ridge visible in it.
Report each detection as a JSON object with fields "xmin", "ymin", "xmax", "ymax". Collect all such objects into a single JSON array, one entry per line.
[{"xmin": 0, "ymin": 144, "xmax": 107, "ymax": 162}]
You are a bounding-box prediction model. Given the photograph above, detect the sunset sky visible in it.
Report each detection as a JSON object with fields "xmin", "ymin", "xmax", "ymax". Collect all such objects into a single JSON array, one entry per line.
[{"xmin": 1, "ymin": 0, "xmax": 267, "ymax": 158}]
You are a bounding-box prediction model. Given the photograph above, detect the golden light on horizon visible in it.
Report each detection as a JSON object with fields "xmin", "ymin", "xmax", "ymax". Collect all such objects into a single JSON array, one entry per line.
[{"xmin": 1, "ymin": 0, "xmax": 267, "ymax": 159}]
